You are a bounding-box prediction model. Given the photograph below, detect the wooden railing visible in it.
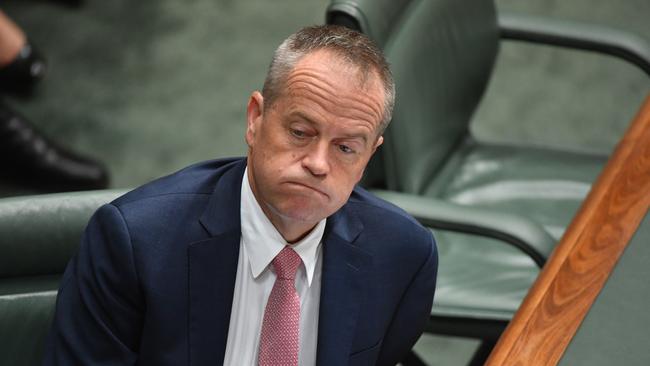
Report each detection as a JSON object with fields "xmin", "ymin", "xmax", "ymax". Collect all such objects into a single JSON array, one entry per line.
[{"xmin": 485, "ymin": 94, "xmax": 650, "ymax": 366}]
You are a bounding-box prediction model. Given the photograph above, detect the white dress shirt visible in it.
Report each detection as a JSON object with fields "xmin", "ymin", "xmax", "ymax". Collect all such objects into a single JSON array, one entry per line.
[{"xmin": 222, "ymin": 168, "xmax": 326, "ymax": 366}]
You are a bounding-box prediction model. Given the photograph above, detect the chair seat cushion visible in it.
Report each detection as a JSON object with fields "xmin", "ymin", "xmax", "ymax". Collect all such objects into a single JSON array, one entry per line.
[
  {"xmin": 425, "ymin": 142, "xmax": 608, "ymax": 240},
  {"xmin": 431, "ymin": 230, "xmax": 538, "ymax": 321}
]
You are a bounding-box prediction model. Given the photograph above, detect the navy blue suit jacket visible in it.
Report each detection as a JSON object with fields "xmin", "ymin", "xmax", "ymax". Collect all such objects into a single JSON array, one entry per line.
[{"xmin": 43, "ymin": 158, "xmax": 437, "ymax": 366}]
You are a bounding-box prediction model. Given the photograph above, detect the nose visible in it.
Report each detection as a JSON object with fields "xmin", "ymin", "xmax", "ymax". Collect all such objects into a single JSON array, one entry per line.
[{"xmin": 301, "ymin": 141, "xmax": 330, "ymax": 177}]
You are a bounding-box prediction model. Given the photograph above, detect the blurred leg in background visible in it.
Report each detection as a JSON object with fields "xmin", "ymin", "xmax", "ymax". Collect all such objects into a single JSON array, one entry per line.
[
  {"xmin": 0, "ymin": 8, "xmax": 45, "ymax": 95},
  {"xmin": 0, "ymin": 8, "xmax": 108, "ymax": 192}
]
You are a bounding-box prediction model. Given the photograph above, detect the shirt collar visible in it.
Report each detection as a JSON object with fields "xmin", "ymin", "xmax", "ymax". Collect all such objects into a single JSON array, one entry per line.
[{"xmin": 240, "ymin": 167, "xmax": 325, "ymax": 286}]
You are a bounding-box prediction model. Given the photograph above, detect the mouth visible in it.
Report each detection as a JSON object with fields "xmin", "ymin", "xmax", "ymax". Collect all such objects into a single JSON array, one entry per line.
[{"xmin": 285, "ymin": 181, "xmax": 328, "ymax": 197}]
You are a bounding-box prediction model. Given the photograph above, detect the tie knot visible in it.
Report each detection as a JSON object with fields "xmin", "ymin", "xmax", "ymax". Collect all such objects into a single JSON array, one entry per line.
[{"xmin": 272, "ymin": 246, "xmax": 302, "ymax": 280}]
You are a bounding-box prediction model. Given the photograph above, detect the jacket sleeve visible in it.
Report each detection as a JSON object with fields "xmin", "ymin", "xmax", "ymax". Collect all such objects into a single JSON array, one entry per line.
[
  {"xmin": 378, "ymin": 230, "xmax": 438, "ymax": 366},
  {"xmin": 42, "ymin": 203, "xmax": 144, "ymax": 365}
]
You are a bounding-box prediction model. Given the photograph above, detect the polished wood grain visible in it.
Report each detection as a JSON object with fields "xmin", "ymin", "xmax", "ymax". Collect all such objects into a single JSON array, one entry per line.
[{"xmin": 486, "ymin": 94, "xmax": 650, "ymax": 366}]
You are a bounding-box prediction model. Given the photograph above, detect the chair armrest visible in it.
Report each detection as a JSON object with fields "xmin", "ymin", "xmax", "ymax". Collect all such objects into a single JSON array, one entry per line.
[
  {"xmin": 498, "ymin": 11, "xmax": 650, "ymax": 77},
  {"xmin": 371, "ymin": 190, "xmax": 557, "ymax": 267}
]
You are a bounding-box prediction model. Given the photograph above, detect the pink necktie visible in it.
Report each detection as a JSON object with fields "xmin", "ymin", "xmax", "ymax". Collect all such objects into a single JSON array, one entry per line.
[{"xmin": 258, "ymin": 246, "xmax": 302, "ymax": 366}]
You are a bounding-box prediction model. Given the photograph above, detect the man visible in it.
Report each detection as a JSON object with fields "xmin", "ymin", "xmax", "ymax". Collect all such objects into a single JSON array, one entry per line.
[{"xmin": 43, "ymin": 25, "xmax": 437, "ymax": 366}]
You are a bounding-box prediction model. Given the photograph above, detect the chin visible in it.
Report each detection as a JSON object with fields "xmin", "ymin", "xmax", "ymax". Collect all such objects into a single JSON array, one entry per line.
[
  {"xmin": 279, "ymin": 207, "xmax": 324, "ymax": 223},
  {"xmin": 274, "ymin": 201, "xmax": 330, "ymax": 223}
]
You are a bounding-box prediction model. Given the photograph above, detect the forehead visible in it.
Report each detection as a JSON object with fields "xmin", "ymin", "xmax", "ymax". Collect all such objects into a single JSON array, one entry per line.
[
  {"xmin": 289, "ymin": 50, "xmax": 382, "ymax": 93},
  {"xmin": 278, "ymin": 50, "xmax": 385, "ymax": 132}
]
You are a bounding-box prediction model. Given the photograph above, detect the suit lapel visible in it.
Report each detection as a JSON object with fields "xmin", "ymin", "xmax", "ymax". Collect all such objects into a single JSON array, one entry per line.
[
  {"xmin": 187, "ymin": 159, "xmax": 372, "ymax": 365},
  {"xmin": 317, "ymin": 206, "xmax": 371, "ymax": 365},
  {"xmin": 188, "ymin": 159, "xmax": 245, "ymax": 365}
]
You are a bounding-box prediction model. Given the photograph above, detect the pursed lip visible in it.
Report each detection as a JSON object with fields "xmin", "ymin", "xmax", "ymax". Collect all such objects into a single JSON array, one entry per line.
[{"xmin": 285, "ymin": 181, "xmax": 328, "ymax": 197}]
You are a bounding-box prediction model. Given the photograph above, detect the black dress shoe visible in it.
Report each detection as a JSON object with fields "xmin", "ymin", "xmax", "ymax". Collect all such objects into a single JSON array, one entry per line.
[
  {"xmin": 0, "ymin": 102, "xmax": 109, "ymax": 192},
  {"xmin": 0, "ymin": 42, "xmax": 47, "ymax": 96}
]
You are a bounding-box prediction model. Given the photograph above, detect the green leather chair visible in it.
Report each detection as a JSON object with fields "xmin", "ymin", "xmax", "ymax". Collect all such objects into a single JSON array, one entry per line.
[
  {"xmin": 327, "ymin": 0, "xmax": 650, "ymax": 364},
  {"xmin": 0, "ymin": 190, "xmax": 124, "ymax": 366}
]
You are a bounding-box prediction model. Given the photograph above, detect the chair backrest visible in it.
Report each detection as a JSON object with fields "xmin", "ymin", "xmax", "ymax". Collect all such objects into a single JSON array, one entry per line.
[
  {"xmin": 0, "ymin": 190, "xmax": 124, "ymax": 366},
  {"xmin": 328, "ymin": 0, "xmax": 500, "ymax": 193},
  {"xmin": 327, "ymin": 0, "xmax": 411, "ymax": 47}
]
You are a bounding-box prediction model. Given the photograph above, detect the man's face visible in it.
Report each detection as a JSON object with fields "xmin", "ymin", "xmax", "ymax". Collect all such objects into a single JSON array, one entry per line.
[{"xmin": 246, "ymin": 50, "xmax": 385, "ymax": 232}]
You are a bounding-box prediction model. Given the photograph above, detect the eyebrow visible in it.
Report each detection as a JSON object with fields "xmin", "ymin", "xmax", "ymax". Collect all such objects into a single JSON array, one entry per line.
[
  {"xmin": 291, "ymin": 111, "xmax": 319, "ymax": 126},
  {"xmin": 290, "ymin": 111, "xmax": 370, "ymax": 144}
]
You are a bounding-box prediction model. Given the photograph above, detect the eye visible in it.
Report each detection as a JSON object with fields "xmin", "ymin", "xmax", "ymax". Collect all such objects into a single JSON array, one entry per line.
[
  {"xmin": 290, "ymin": 129, "xmax": 306, "ymax": 138},
  {"xmin": 338, "ymin": 144, "xmax": 355, "ymax": 154}
]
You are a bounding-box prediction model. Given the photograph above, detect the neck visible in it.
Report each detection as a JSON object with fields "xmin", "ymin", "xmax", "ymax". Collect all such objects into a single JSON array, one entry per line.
[{"xmin": 265, "ymin": 211, "xmax": 317, "ymax": 244}]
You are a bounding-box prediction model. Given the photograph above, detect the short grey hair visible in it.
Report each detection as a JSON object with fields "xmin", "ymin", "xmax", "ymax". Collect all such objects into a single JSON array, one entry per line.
[{"xmin": 262, "ymin": 25, "xmax": 395, "ymax": 134}]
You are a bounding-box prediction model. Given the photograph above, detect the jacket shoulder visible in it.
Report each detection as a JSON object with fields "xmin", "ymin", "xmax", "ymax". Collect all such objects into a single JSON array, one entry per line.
[
  {"xmin": 111, "ymin": 157, "xmax": 244, "ymax": 208},
  {"xmin": 347, "ymin": 186, "xmax": 434, "ymax": 249},
  {"xmin": 348, "ymin": 186, "xmax": 424, "ymax": 230}
]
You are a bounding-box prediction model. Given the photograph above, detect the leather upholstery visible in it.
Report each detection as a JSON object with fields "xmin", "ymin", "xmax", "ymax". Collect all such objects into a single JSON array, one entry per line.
[
  {"xmin": 371, "ymin": 191, "xmax": 551, "ymax": 320},
  {"xmin": 0, "ymin": 190, "xmax": 124, "ymax": 365},
  {"xmin": 427, "ymin": 142, "xmax": 607, "ymax": 240},
  {"xmin": 499, "ymin": 11, "xmax": 650, "ymax": 77},
  {"xmin": 372, "ymin": 190, "xmax": 556, "ymax": 264},
  {"xmin": 432, "ymin": 231, "xmax": 537, "ymax": 321},
  {"xmin": 0, "ymin": 276, "xmax": 60, "ymax": 366},
  {"xmin": 327, "ymin": 0, "xmax": 411, "ymax": 48},
  {"xmin": 381, "ymin": 0, "xmax": 499, "ymax": 194},
  {"xmin": 0, "ymin": 190, "xmax": 124, "ymax": 277}
]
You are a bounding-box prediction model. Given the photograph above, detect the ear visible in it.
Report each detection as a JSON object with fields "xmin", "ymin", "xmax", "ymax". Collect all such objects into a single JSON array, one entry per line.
[
  {"xmin": 357, "ymin": 135, "xmax": 384, "ymax": 184},
  {"xmin": 246, "ymin": 91, "xmax": 265, "ymax": 147},
  {"xmin": 372, "ymin": 135, "xmax": 384, "ymax": 153}
]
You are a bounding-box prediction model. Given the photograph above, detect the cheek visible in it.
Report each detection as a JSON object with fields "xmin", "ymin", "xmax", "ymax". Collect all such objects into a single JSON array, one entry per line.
[
  {"xmin": 333, "ymin": 161, "xmax": 365, "ymax": 185},
  {"xmin": 259, "ymin": 132, "xmax": 302, "ymax": 162},
  {"xmin": 328, "ymin": 171, "xmax": 360, "ymax": 202}
]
